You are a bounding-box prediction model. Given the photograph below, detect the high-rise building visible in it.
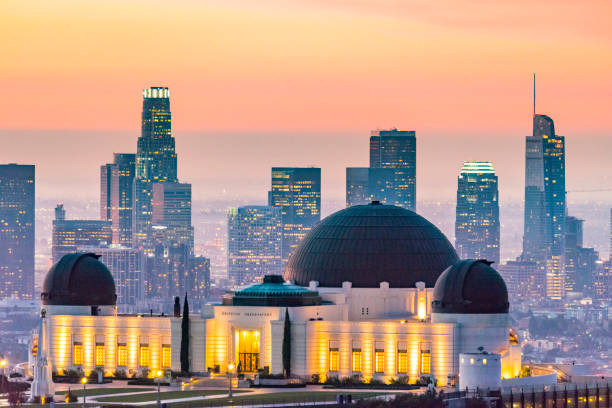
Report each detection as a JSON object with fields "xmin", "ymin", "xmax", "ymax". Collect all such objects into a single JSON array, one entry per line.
[
  {"xmin": 228, "ymin": 206, "xmax": 282, "ymax": 286},
  {"xmin": 564, "ymin": 216, "xmax": 598, "ymax": 293},
  {"xmin": 190, "ymin": 256, "xmax": 211, "ymax": 308},
  {"xmin": 345, "ymin": 129, "xmax": 416, "ymax": 210},
  {"xmin": 0, "ymin": 164, "xmax": 35, "ymax": 299},
  {"xmin": 498, "ymin": 260, "xmax": 544, "ymax": 301},
  {"xmin": 346, "ymin": 167, "xmax": 369, "ymax": 207},
  {"xmin": 101, "ymin": 153, "xmax": 136, "ymax": 245},
  {"xmin": 133, "ymin": 87, "xmax": 178, "ymax": 250},
  {"xmin": 268, "ymin": 168, "xmax": 321, "ymax": 264},
  {"xmin": 52, "ymin": 204, "xmax": 112, "ymax": 263},
  {"xmin": 369, "ymin": 129, "xmax": 416, "ymax": 211},
  {"xmin": 152, "ymin": 182, "xmax": 194, "ymax": 251},
  {"xmin": 454, "ymin": 162, "xmax": 500, "ymax": 265},
  {"xmin": 79, "ymin": 244, "xmax": 143, "ymax": 311},
  {"xmin": 521, "ymin": 114, "xmax": 566, "ymax": 300}
]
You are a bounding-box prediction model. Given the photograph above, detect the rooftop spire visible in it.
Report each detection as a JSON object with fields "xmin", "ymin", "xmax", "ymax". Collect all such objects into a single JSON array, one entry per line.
[{"xmin": 533, "ymin": 73, "xmax": 536, "ymax": 118}]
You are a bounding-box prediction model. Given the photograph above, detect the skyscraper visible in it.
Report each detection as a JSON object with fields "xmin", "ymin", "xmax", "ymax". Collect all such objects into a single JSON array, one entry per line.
[
  {"xmin": 101, "ymin": 153, "xmax": 136, "ymax": 245},
  {"xmin": 79, "ymin": 244, "xmax": 144, "ymax": 311},
  {"xmin": 521, "ymin": 114, "xmax": 566, "ymax": 300},
  {"xmin": 268, "ymin": 167, "xmax": 321, "ymax": 264},
  {"xmin": 133, "ymin": 87, "xmax": 177, "ymax": 250},
  {"xmin": 52, "ymin": 204, "xmax": 112, "ymax": 263},
  {"xmin": 0, "ymin": 164, "xmax": 35, "ymax": 299},
  {"xmin": 369, "ymin": 129, "xmax": 416, "ymax": 211},
  {"xmin": 564, "ymin": 216, "xmax": 598, "ymax": 293},
  {"xmin": 152, "ymin": 182, "xmax": 194, "ymax": 251},
  {"xmin": 346, "ymin": 167, "xmax": 369, "ymax": 207},
  {"xmin": 345, "ymin": 129, "xmax": 416, "ymax": 210},
  {"xmin": 455, "ymin": 162, "xmax": 500, "ymax": 265},
  {"xmin": 227, "ymin": 206, "xmax": 282, "ymax": 285}
]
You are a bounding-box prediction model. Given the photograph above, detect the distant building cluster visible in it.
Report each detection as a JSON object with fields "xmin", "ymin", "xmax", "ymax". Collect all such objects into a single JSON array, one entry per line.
[
  {"xmin": 1, "ymin": 85, "xmax": 611, "ymax": 314},
  {"xmin": 346, "ymin": 129, "xmax": 417, "ymax": 211}
]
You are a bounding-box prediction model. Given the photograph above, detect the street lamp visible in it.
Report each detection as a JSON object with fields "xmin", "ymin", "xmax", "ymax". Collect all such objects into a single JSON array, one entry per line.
[
  {"xmin": 156, "ymin": 370, "xmax": 163, "ymax": 408},
  {"xmin": 227, "ymin": 363, "xmax": 234, "ymax": 398},
  {"xmin": 81, "ymin": 377, "xmax": 87, "ymax": 408},
  {"xmin": 0, "ymin": 359, "xmax": 6, "ymax": 391}
]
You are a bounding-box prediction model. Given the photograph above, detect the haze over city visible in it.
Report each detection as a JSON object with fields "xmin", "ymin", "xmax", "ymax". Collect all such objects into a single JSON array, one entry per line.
[
  {"xmin": 2, "ymin": 0, "xmax": 612, "ymax": 204},
  {"xmin": 1, "ymin": 1, "xmax": 612, "ymax": 405}
]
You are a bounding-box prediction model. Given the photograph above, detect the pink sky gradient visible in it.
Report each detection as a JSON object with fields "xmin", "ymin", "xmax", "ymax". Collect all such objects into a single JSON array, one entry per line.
[{"xmin": 1, "ymin": 0, "xmax": 611, "ymax": 204}]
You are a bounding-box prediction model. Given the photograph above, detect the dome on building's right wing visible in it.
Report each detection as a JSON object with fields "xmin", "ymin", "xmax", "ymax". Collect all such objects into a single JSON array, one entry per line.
[
  {"xmin": 284, "ymin": 202, "xmax": 459, "ymax": 288},
  {"xmin": 432, "ymin": 259, "xmax": 509, "ymax": 314},
  {"xmin": 41, "ymin": 253, "xmax": 117, "ymax": 306}
]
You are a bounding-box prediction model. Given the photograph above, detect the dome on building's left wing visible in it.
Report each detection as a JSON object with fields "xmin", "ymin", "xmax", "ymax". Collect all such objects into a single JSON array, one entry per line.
[
  {"xmin": 41, "ymin": 253, "xmax": 117, "ymax": 306},
  {"xmin": 431, "ymin": 259, "xmax": 508, "ymax": 314}
]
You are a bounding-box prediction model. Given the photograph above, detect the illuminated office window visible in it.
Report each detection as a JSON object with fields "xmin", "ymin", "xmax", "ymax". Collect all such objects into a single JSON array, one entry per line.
[
  {"xmin": 73, "ymin": 343, "xmax": 83, "ymax": 366},
  {"xmin": 95, "ymin": 343, "xmax": 105, "ymax": 366},
  {"xmin": 140, "ymin": 345, "xmax": 150, "ymax": 367},
  {"xmin": 420, "ymin": 343, "xmax": 431, "ymax": 375},
  {"xmin": 397, "ymin": 342, "xmax": 408, "ymax": 374},
  {"xmin": 352, "ymin": 347, "xmax": 362, "ymax": 373},
  {"xmin": 117, "ymin": 344, "xmax": 127, "ymax": 367},
  {"xmin": 375, "ymin": 342, "xmax": 385, "ymax": 373},
  {"xmin": 162, "ymin": 345, "xmax": 171, "ymax": 369}
]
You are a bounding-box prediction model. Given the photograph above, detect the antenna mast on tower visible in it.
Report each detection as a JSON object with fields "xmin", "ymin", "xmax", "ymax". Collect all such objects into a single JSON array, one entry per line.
[{"xmin": 533, "ymin": 73, "xmax": 536, "ymax": 117}]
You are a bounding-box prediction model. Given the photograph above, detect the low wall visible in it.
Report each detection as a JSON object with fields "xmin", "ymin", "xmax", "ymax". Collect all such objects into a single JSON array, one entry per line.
[{"xmin": 501, "ymin": 373, "xmax": 557, "ymax": 389}]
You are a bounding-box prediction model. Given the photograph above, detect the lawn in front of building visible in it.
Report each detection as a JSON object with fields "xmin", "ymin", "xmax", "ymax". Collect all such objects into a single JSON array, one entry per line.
[
  {"xmin": 54, "ymin": 387, "xmax": 154, "ymax": 397},
  {"xmin": 96, "ymin": 389, "xmax": 251, "ymax": 403},
  {"xmin": 105, "ymin": 391, "xmax": 387, "ymax": 408}
]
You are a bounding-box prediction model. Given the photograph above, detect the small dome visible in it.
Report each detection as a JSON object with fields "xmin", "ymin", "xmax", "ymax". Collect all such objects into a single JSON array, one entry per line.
[
  {"xmin": 224, "ymin": 275, "xmax": 322, "ymax": 306},
  {"xmin": 41, "ymin": 253, "xmax": 117, "ymax": 306},
  {"xmin": 284, "ymin": 202, "xmax": 459, "ymax": 288},
  {"xmin": 432, "ymin": 259, "xmax": 509, "ymax": 314}
]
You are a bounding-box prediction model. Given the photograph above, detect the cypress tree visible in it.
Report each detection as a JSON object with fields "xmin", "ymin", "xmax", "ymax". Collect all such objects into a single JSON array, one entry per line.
[
  {"xmin": 282, "ymin": 308, "xmax": 291, "ymax": 378},
  {"xmin": 180, "ymin": 293, "xmax": 190, "ymax": 374}
]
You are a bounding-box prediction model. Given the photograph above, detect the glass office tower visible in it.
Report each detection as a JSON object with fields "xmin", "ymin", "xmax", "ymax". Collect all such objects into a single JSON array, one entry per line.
[
  {"xmin": 455, "ymin": 162, "xmax": 500, "ymax": 265},
  {"xmin": 268, "ymin": 167, "xmax": 321, "ymax": 264},
  {"xmin": 0, "ymin": 164, "xmax": 35, "ymax": 299}
]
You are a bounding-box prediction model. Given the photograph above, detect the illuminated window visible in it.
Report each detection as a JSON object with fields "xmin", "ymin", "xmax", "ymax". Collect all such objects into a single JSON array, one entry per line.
[
  {"xmin": 483, "ymin": 358, "xmax": 487, "ymax": 365},
  {"xmin": 140, "ymin": 345, "xmax": 150, "ymax": 367},
  {"xmin": 374, "ymin": 348, "xmax": 385, "ymax": 373},
  {"xmin": 329, "ymin": 348, "xmax": 339, "ymax": 372},
  {"xmin": 95, "ymin": 343, "xmax": 105, "ymax": 366},
  {"xmin": 352, "ymin": 349, "xmax": 362, "ymax": 372},
  {"xmin": 162, "ymin": 345, "xmax": 171, "ymax": 369},
  {"xmin": 117, "ymin": 344, "xmax": 127, "ymax": 367},
  {"xmin": 420, "ymin": 344, "xmax": 431, "ymax": 374},
  {"xmin": 397, "ymin": 343, "xmax": 408, "ymax": 374},
  {"xmin": 73, "ymin": 343, "xmax": 83, "ymax": 366}
]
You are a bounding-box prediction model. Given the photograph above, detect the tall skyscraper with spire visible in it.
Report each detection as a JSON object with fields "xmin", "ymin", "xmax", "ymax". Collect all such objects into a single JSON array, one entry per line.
[
  {"xmin": 133, "ymin": 87, "xmax": 178, "ymax": 250},
  {"xmin": 521, "ymin": 77, "xmax": 566, "ymax": 300}
]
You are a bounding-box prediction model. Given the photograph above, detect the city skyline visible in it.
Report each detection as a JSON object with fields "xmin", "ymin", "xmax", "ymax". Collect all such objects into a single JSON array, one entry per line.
[{"xmin": 2, "ymin": 0, "xmax": 612, "ymax": 205}]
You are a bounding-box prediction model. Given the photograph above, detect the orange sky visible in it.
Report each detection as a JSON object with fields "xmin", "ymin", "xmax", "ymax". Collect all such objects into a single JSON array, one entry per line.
[
  {"xmin": 2, "ymin": 0, "xmax": 611, "ymax": 133},
  {"xmin": 1, "ymin": 0, "xmax": 611, "ymax": 204}
]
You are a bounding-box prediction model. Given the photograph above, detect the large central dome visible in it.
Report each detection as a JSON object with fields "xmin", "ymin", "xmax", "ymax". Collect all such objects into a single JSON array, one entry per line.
[{"xmin": 284, "ymin": 202, "xmax": 459, "ymax": 288}]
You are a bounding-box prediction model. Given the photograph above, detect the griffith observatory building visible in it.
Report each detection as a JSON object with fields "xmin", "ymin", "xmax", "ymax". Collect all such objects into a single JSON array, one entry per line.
[{"xmin": 31, "ymin": 203, "xmax": 522, "ymax": 387}]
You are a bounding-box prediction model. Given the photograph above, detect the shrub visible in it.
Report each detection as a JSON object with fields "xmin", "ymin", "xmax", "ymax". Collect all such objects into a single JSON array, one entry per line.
[
  {"xmin": 368, "ymin": 378, "xmax": 385, "ymax": 386},
  {"xmin": 64, "ymin": 390, "xmax": 78, "ymax": 403},
  {"xmin": 389, "ymin": 375, "xmax": 410, "ymax": 385},
  {"xmin": 340, "ymin": 375, "xmax": 363, "ymax": 385},
  {"xmin": 113, "ymin": 368, "xmax": 127, "ymax": 379},
  {"xmin": 310, "ymin": 373, "xmax": 320, "ymax": 384},
  {"xmin": 324, "ymin": 375, "xmax": 340, "ymax": 385}
]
